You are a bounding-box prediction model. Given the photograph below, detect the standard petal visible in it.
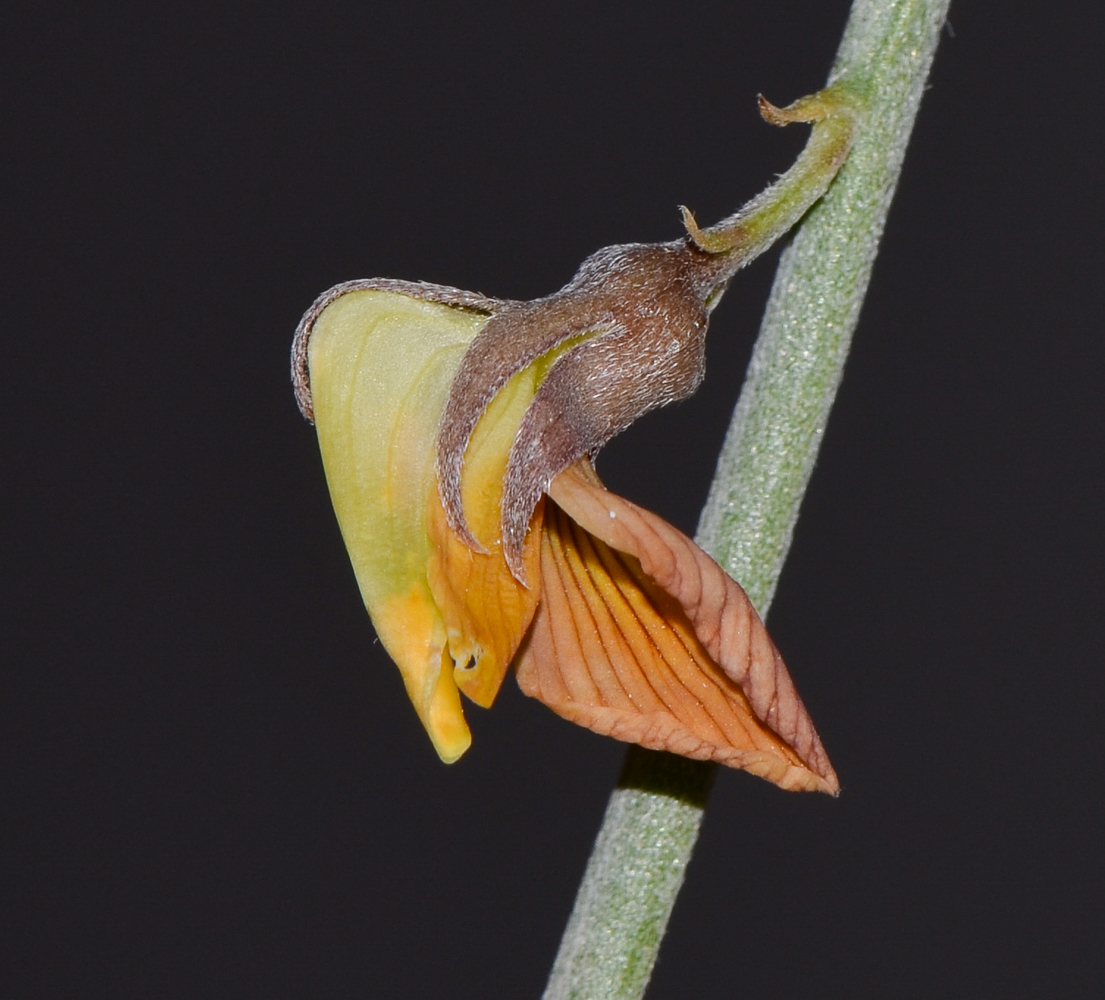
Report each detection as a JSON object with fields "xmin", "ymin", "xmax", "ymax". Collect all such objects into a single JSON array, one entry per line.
[{"xmin": 515, "ymin": 460, "xmax": 838, "ymax": 793}]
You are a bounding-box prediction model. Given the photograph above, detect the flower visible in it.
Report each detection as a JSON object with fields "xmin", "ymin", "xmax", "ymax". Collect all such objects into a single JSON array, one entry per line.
[{"xmin": 292, "ymin": 87, "xmax": 860, "ymax": 794}]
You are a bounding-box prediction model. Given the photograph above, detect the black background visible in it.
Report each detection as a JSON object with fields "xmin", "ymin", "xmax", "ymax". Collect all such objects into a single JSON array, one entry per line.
[{"xmin": 4, "ymin": 2, "xmax": 1104, "ymax": 997}]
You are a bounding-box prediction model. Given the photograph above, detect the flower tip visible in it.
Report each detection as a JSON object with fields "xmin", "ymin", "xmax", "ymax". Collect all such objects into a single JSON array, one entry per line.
[
  {"xmin": 787, "ymin": 769, "xmax": 839, "ymax": 796},
  {"xmin": 787, "ymin": 755, "xmax": 840, "ymax": 795},
  {"xmin": 422, "ymin": 650, "xmax": 474, "ymax": 764},
  {"xmin": 433, "ymin": 735, "xmax": 471, "ymax": 765}
]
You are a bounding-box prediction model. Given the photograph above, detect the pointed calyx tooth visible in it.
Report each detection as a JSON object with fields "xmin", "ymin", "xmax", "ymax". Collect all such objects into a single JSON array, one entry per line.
[
  {"xmin": 436, "ymin": 241, "xmax": 722, "ymax": 580},
  {"xmin": 434, "ymin": 295, "xmax": 616, "ymax": 555}
]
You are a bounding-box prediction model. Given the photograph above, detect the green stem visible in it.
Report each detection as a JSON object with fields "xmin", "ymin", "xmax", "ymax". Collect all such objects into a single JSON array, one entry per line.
[{"xmin": 542, "ymin": 3, "xmax": 951, "ymax": 998}]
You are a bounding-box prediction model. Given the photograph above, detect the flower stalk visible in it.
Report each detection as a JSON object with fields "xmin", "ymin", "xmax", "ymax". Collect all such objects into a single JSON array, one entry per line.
[{"xmin": 542, "ymin": 2, "xmax": 952, "ymax": 998}]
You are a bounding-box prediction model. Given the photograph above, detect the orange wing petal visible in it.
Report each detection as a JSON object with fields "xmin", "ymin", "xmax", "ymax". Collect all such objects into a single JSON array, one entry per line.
[
  {"xmin": 427, "ymin": 492, "xmax": 543, "ymax": 709},
  {"xmin": 515, "ymin": 460, "xmax": 838, "ymax": 794}
]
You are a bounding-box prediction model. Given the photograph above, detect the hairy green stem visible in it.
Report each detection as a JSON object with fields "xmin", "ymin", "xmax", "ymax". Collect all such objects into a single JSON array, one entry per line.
[{"xmin": 542, "ymin": 2, "xmax": 951, "ymax": 998}]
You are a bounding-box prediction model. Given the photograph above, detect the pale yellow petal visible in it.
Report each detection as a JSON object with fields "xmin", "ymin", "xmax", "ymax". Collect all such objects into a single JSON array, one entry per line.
[{"xmin": 309, "ymin": 289, "xmax": 488, "ymax": 761}]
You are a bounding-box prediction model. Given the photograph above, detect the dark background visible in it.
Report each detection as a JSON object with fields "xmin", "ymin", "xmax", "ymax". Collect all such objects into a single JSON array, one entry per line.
[{"xmin": 4, "ymin": 2, "xmax": 1103, "ymax": 997}]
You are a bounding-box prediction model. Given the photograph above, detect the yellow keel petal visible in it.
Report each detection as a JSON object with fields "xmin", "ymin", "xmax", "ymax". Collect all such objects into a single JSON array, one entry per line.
[{"xmin": 308, "ymin": 289, "xmax": 489, "ymax": 761}]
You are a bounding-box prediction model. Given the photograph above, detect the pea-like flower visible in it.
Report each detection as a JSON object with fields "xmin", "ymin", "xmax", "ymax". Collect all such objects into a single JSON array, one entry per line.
[{"xmin": 292, "ymin": 87, "xmax": 860, "ymax": 794}]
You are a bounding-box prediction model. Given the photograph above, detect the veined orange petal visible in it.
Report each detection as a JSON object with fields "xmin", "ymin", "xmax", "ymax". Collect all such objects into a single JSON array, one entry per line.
[{"xmin": 515, "ymin": 459, "xmax": 838, "ymax": 793}]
